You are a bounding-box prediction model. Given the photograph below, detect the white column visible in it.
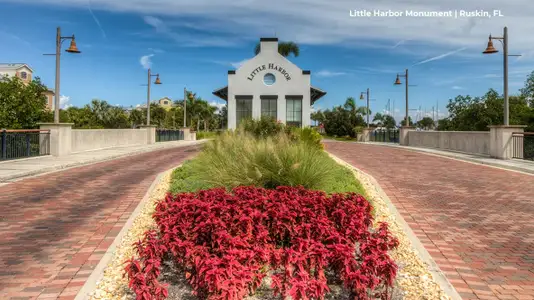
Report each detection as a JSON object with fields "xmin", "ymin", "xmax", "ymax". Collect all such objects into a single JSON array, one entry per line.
[{"xmin": 39, "ymin": 123, "xmax": 74, "ymax": 156}]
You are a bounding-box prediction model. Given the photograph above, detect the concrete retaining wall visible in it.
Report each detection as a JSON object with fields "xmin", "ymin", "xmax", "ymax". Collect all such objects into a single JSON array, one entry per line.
[
  {"xmin": 407, "ymin": 131, "xmax": 490, "ymax": 156},
  {"xmin": 71, "ymin": 129, "xmax": 148, "ymax": 153}
]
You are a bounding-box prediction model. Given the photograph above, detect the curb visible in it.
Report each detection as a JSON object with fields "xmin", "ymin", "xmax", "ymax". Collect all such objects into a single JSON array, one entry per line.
[
  {"xmin": 74, "ymin": 166, "xmax": 179, "ymax": 300},
  {"xmin": 329, "ymin": 153, "xmax": 463, "ymax": 300},
  {"xmin": 0, "ymin": 140, "xmax": 207, "ymax": 183}
]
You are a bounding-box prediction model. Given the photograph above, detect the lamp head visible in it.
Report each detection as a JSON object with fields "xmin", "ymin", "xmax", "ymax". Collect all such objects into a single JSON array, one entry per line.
[
  {"xmin": 65, "ymin": 36, "xmax": 81, "ymax": 53},
  {"xmin": 483, "ymin": 35, "xmax": 498, "ymax": 54},
  {"xmin": 154, "ymin": 75, "xmax": 162, "ymax": 85},
  {"xmin": 359, "ymin": 93, "xmax": 364, "ymax": 100},
  {"xmin": 394, "ymin": 75, "xmax": 402, "ymax": 85},
  {"xmin": 188, "ymin": 93, "xmax": 195, "ymax": 100}
]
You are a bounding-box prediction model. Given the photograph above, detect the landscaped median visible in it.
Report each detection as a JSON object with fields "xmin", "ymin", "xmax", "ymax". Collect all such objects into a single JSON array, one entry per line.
[{"xmin": 85, "ymin": 121, "xmax": 454, "ymax": 300}]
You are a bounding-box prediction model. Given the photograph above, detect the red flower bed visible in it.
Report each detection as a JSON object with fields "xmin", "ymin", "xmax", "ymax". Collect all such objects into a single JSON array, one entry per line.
[{"xmin": 125, "ymin": 186, "xmax": 399, "ymax": 300}]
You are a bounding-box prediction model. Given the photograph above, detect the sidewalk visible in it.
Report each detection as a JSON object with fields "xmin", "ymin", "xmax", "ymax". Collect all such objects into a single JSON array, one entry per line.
[
  {"xmin": 0, "ymin": 140, "xmax": 206, "ymax": 183},
  {"xmin": 363, "ymin": 142, "xmax": 534, "ymax": 175}
]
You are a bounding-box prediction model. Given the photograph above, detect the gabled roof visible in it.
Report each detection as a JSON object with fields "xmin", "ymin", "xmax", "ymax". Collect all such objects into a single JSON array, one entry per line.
[
  {"xmin": 212, "ymin": 86, "xmax": 326, "ymax": 104},
  {"xmin": 0, "ymin": 63, "xmax": 34, "ymax": 73}
]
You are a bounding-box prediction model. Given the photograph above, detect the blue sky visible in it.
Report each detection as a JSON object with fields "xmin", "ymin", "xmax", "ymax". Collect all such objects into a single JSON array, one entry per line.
[{"xmin": 1, "ymin": 0, "xmax": 533, "ymax": 122}]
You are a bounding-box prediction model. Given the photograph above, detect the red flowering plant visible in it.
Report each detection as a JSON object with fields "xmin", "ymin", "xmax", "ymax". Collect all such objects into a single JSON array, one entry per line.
[{"xmin": 125, "ymin": 186, "xmax": 399, "ymax": 300}]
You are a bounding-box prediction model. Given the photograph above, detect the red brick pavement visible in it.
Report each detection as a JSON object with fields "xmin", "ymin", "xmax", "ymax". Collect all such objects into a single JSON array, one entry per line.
[
  {"xmin": 0, "ymin": 145, "xmax": 201, "ymax": 300},
  {"xmin": 326, "ymin": 142, "xmax": 534, "ymax": 300}
]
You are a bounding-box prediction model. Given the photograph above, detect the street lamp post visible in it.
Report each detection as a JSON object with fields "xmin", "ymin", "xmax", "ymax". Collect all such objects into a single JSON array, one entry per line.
[
  {"xmin": 482, "ymin": 26, "xmax": 521, "ymax": 126},
  {"xmin": 394, "ymin": 69, "xmax": 409, "ymax": 126},
  {"xmin": 183, "ymin": 88, "xmax": 187, "ymax": 127},
  {"xmin": 45, "ymin": 27, "xmax": 81, "ymax": 123},
  {"xmin": 359, "ymin": 88, "xmax": 370, "ymax": 128},
  {"xmin": 146, "ymin": 68, "xmax": 161, "ymax": 126}
]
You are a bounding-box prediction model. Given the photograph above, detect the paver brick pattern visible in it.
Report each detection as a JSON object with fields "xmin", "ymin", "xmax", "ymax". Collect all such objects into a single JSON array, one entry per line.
[
  {"xmin": 0, "ymin": 145, "xmax": 201, "ymax": 300},
  {"xmin": 326, "ymin": 142, "xmax": 534, "ymax": 300}
]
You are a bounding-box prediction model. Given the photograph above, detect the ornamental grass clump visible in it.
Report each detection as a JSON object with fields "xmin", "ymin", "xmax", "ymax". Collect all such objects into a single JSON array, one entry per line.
[
  {"xmin": 125, "ymin": 186, "xmax": 399, "ymax": 300},
  {"xmin": 192, "ymin": 131, "xmax": 333, "ymax": 190}
]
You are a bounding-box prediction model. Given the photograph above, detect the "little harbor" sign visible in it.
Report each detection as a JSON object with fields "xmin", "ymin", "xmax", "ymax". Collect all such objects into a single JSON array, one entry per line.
[{"xmin": 247, "ymin": 63, "xmax": 291, "ymax": 81}]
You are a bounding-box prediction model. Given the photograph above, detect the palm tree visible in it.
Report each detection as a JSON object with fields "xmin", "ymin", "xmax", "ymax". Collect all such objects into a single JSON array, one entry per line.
[{"xmin": 254, "ymin": 41, "xmax": 300, "ymax": 57}]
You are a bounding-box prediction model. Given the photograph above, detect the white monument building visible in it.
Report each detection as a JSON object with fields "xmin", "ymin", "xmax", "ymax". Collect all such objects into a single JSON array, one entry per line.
[{"xmin": 213, "ymin": 38, "xmax": 326, "ymax": 129}]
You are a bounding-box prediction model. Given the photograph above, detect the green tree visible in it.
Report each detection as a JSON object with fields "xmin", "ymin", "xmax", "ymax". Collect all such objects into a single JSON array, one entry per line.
[
  {"xmin": 520, "ymin": 71, "xmax": 534, "ymax": 106},
  {"xmin": 400, "ymin": 116, "xmax": 414, "ymax": 126},
  {"xmin": 129, "ymin": 108, "xmax": 145, "ymax": 128},
  {"xmin": 254, "ymin": 41, "xmax": 300, "ymax": 57},
  {"xmin": 417, "ymin": 117, "xmax": 435, "ymax": 130},
  {"xmin": 383, "ymin": 115, "xmax": 396, "ymax": 129},
  {"xmin": 0, "ymin": 75, "xmax": 48, "ymax": 129},
  {"xmin": 164, "ymin": 107, "xmax": 184, "ymax": 129},
  {"xmin": 373, "ymin": 113, "xmax": 384, "ymax": 127},
  {"xmin": 106, "ymin": 106, "xmax": 130, "ymax": 129},
  {"xmin": 150, "ymin": 103, "xmax": 166, "ymax": 127}
]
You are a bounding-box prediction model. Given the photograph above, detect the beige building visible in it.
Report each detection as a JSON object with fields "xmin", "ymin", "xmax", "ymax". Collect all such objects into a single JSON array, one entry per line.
[
  {"xmin": 158, "ymin": 97, "xmax": 173, "ymax": 110},
  {"xmin": 0, "ymin": 63, "xmax": 54, "ymax": 110}
]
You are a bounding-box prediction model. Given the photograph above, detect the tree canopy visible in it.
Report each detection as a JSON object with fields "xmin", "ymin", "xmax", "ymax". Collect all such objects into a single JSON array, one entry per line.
[
  {"xmin": 0, "ymin": 75, "xmax": 48, "ymax": 129},
  {"xmin": 254, "ymin": 41, "xmax": 300, "ymax": 58}
]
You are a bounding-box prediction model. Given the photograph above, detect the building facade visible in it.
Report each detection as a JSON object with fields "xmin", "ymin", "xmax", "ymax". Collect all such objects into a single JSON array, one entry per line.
[
  {"xmin": 158, "ymin": 97, "xmax": 173, "ymax": 110},
  {"xmin": 0, "ymin": 63, "xmax": 55, "ymax": 110},
  {"xmin": 213, "ymin": 38, "xmax": 326, "ymax": 129}
]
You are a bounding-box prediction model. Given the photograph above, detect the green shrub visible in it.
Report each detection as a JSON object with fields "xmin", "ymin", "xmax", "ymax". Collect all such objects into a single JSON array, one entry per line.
[
  {"xmin": 239, "ymin": 116, "xmax": 284, "ymax": 138},
  {"xmin": 293, "ymin": 127, "xmax": 323, "ymax": 149},
  {"xmin": 196, "ymin": 131, "xmax": 219, "ymax": 140}
]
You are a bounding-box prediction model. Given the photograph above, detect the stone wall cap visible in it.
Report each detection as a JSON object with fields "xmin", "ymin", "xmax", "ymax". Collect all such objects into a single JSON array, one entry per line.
[
  {"xmin": 138, "ymin": 125, "xmax": 157, "ymax": 128},
  {"xmin": 488, "ymin": 125, "xmax": 527, "ymax": 128},
  {"xmin": 400, "ymin": 126, "xmax": 416, "ymax": 129},
  {"xmin": 38, "ymin": 123, "xmax": 74, "ymax": 126}
]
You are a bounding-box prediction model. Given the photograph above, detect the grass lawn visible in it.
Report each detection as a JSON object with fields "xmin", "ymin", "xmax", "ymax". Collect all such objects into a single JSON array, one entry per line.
[{"xmin": 322, "ymin": 134, "xmax": 358, "ymax": 141}]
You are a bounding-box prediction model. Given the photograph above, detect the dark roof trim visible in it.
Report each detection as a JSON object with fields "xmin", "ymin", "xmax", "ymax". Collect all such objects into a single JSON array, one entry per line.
[
  {"xmin": 302, "ymin": 70, "xmax": 311, "ymax": 75},
  {"xmin": 212, "ymin": 86, "xmax": 228, "ymax": 101},
  {"xmin": 260, "ymin": 95, "xmax": 278, "ymax": 99},
  {"xmin": 235, "ymin": 95, "xmax": 253, "ymax": 100},
  {"xmin": 311, "ymin": 86, "xmax": 327, "ymax": 104},
  {"xmin": 285, "ymin": 95, "xmax": 303, "ymax": 99},
  {"xmin": 260, "ymin": 37, "xmax": 278, "ymax": 42},
  {"xmin": 228, "ymin": 70, "xmax": 236, "ymax": 74}
]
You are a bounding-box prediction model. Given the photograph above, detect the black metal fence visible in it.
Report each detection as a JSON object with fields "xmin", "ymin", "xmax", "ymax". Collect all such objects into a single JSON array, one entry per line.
[
  {"xmin": 1, "ymin": 129, "xmax": 51, "ymax": 161},
  {"xmin": 512, "ymin": 132, "xmax": 534, "ymax": 161},
  {"xmin": 369, "ymin": 129, "xmax": 399, "ymax": 143},
  {"xmin": 156, "ymin": 129, "xmax": 184, "ymax": 142}
]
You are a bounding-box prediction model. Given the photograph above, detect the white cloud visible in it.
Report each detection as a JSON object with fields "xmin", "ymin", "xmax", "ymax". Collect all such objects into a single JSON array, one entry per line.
[
  {"xmin": 148, "ymin": 48, "xmax": 165, "ymax": 53},
  {"xmin": 140, "ymin": 54, "xmax": 154, "ymax": 69},
  {"xmin": 60, "ymin": 95, "xmax": 72, "ymax": 109},
  {"xmin": 392, "ymin": 40, "xmax": 406, "ymax": 49},
  {"xmin": 452, "ymin": 86, "xmax": 463, "ymax": 90},
  {"xmin": 412, "ymin": 47, "xmax": 467, "ymax": 66},
  {"xmin": 231, "ymin": 59, "xmax": 249, "ymax": 69},
  {"xmin": 88, "ymin": 1, "xmax": 106, "ymax": 38},
  {"xmin": 209, "ymin": 101, "xmax": 226, "ymax": 112},
  {"xmin": 5, "ymin": 1, "xmax": 534, "ymax": 59},
  {"xmin": 316, "ymin": 70, "xmax": 347, "ymax": 77}
]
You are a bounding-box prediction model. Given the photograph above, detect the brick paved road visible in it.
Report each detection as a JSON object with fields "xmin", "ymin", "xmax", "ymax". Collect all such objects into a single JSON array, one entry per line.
[
  {"xmin": 0, "ymin": 145, "xmax": 201, "ymax": 300},
  {"xmin": 326, "ymin": 142, "xmax": 534, "ymax": 300}
]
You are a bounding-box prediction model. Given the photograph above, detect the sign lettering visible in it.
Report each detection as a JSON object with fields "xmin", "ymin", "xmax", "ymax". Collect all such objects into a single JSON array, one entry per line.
[{"xmin": 247, "ymin": 63, "xmax": 291, "ymax": 81}]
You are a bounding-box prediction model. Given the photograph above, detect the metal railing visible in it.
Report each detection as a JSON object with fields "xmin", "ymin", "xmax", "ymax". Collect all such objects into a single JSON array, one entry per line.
[
  {"xmin": 1, "ymin": 129, "xmax": 51, "ymax": 161},
  {"xmin": 370, "ymin": 129, "xmax": 399, "ymax": 143},
  {"xmin": 156, "ymin": 129, "xmax": 184, "ymax": 142},
  {"xmin": 512, "ymin": 132, "xmax": 534, "ymax": 161}
]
